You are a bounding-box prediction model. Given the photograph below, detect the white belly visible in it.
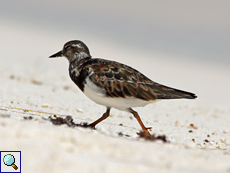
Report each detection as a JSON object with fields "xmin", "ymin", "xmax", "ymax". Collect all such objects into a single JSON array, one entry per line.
[{"xmin": 83, "ymin": 77, "xmax": 154, "ymax": 111}]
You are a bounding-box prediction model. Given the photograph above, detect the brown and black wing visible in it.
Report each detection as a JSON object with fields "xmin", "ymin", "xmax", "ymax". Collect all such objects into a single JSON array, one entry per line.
[
  {"xmin": 87, "ymin": 59, "xmax": 157, "ymax": 101},
  {"xmin": 87, "ymin": 59, "xmax": 197, "ymax": 101}
]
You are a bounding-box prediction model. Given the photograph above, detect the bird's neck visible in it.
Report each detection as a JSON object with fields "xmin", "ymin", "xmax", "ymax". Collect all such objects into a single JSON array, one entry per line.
[{"xmin": 69, "ymin": 56, "xmax": 92, "ymax": 75}]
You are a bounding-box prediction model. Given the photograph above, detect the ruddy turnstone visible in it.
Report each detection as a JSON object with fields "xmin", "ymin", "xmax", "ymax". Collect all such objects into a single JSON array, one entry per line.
[{"xmin": 49, "ymin": 40, "xmax": 197, "ymax": 136}]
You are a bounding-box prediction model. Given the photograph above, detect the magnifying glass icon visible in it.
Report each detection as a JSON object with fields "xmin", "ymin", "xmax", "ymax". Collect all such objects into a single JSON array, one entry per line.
[{"xmin": 3, "ymin": 154, "xmax": 18, "ymax": 170}]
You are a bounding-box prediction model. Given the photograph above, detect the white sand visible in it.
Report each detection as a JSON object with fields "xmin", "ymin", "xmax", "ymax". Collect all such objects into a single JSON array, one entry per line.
[{"xmin": 1, "ymin": 20, "xmax": 230, "ymax": 173}]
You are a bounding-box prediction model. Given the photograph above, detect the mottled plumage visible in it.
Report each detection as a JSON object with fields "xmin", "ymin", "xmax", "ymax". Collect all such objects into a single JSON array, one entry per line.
[
  {"xmin": 81, "ymin": 58, "xmax": 196, "ymax": 100},
  {"xmin": 49, "ymin": 40, "xmax": 197, "ymax": 136}
]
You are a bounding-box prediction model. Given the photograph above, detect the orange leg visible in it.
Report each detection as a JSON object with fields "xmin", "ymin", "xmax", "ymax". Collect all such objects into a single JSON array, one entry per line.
[
  {"xmin": 129, "ymin": 108, "xmax": 151, "ymax": 136},
  {"xmin": 88, "ymin": 107, "xmax": 110, "ymax": 128}
]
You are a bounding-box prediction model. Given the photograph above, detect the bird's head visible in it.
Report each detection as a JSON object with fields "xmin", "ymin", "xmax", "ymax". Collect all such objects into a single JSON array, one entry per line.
[{"xmin": 49, "ymin": 40, "xmax": 91, "ymax": 63}]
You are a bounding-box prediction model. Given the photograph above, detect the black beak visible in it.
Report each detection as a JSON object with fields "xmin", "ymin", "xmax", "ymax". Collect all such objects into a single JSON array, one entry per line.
[{"xmin": 49, "ymin": 51, "xmax": 63, "ymax": 58}]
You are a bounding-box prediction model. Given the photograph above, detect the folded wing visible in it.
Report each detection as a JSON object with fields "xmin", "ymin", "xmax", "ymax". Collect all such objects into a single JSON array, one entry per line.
[{"xmin": 87, "ymin": 59, "xmax": 197, "ymax": 101}]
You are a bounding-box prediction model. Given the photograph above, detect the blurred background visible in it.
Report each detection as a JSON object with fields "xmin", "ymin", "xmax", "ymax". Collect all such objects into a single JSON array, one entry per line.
[{"xmin": 1, "ymin": 0, "xmax": 230, "ymax": 106}]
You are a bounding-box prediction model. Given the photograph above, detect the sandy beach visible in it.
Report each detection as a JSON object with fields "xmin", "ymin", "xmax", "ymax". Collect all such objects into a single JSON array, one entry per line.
[{"xmin": 1, "ymin": 1, "xmax": 230, "ymax": 172}]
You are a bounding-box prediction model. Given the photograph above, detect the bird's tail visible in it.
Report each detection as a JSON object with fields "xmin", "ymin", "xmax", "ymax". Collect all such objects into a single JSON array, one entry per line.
[{"xmin": 155, "ymin": 84, "xmax": 197, "ymax": 99}]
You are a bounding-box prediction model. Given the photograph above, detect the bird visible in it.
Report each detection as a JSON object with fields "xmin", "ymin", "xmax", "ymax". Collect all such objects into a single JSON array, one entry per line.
[{"xmin": 49, "ymin": 40, "xmax": 197, "ymax": 136}]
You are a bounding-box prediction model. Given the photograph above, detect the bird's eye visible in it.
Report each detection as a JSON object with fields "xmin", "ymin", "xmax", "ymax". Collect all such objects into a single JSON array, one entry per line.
[{"xmin": 65, "ymin": 45, "xmax": 71, "ymax": 50}]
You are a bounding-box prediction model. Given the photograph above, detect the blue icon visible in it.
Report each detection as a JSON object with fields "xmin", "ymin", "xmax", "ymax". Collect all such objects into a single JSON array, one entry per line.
[{"xmin": 3, "ymin": 154, "xmax": 18, "ymax": 170}]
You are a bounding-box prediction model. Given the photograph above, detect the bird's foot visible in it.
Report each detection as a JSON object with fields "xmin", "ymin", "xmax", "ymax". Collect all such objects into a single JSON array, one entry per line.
[{"xmin": 86, "ymin": 123, "xmax": 96, "ymax": 129}]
